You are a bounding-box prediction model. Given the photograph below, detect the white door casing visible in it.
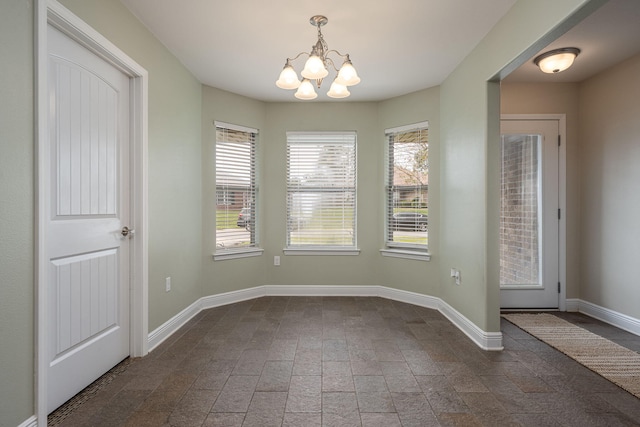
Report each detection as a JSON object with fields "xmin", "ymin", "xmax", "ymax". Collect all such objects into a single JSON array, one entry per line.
[
  {"xmin": 499, "ymin": 116, "xmax": 566, "ymax": 309},
  {"xmin": 37, "ymin": 0, "xmax": 148, "ymax": 421}
]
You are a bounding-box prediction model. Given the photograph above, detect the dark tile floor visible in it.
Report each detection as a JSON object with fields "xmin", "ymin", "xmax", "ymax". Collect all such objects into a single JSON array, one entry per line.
[{"xmin": 52, "ymin": 297, "xmax": 640, "ymax": 426}]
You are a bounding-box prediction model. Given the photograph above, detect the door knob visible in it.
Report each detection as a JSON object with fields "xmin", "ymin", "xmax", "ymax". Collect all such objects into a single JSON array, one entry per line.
[{"xmin": 121, "ymin": 226, "xmax": 135, "ymax": 237}]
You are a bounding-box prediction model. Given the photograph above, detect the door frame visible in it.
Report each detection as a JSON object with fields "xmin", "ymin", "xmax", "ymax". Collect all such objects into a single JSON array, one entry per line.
[
  {"xmin": 500, "ymin": 114, "xmax": 566, "ymax": 311},
  {"xmin": 35, "ymin": 0, "xmax": 148, "ymax": 422}
]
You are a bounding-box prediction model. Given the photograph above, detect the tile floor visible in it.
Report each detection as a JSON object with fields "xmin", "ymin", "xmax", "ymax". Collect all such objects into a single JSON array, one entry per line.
[{"xmin": 52, "ymin": 297, "xmax": 640, "ymax": 426}]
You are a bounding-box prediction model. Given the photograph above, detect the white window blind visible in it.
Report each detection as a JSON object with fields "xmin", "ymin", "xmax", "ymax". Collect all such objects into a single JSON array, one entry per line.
[
  {"xmin": 215, "ymin": 122, "xmax": 258, "ymax": 252},
  {"xmin": 385, "ymin": 122, "xmax": 429, "ymax": 250},
  {"xmin": 286, "ymin": 132, "xmax": 357, "ymax": 249}
]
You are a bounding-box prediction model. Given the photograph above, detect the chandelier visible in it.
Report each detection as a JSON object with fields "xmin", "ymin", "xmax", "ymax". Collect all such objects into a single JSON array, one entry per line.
[{"xmin": 276, "ymin": 15, "xmax": 360, "ymax": 100}]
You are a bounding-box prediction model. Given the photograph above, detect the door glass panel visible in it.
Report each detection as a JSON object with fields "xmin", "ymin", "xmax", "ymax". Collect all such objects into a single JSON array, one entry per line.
[{"xmin": 500, "ymin": 134, "xmax": 542, "ymax": 287}]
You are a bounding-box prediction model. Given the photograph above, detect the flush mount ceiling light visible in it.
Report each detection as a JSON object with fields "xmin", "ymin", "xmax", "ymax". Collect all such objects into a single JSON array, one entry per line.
[
  {"xmin": 276, "ymin": 15, "xmax": 360, "ymax": 100},
  {"xmin": 534, "ymin": 47, "xmax": 581, "ymax": 74}
]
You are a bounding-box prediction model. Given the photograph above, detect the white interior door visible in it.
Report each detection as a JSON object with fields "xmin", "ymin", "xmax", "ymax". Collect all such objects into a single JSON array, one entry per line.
[
  {"xmin": 500, "ymin": 119, "xmax": 559, "ymax": 309},
  {"xmin": 47, "ymin": 24, "xmax": 131, "ymax": 413}
]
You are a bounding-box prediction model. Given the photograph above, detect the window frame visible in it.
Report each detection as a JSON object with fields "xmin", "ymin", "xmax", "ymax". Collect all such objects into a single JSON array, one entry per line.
[
  {"xmin": 284, "ymin": 131, "xmax": 359, "ymax": 256},
  {"xmin": 381, "ymin": 121, "xmax": 430, "ymax": 261},
  {"xmin": 213, "ymin": 121, "xmax": 263, "ymax": 261}
]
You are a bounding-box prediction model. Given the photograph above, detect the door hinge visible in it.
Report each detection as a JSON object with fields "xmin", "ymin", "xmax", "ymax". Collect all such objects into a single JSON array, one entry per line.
[
  {"xmin": 558, "ymin": 208, "xmax": 561, "ymax": 220},
  {"xmin": 558, "ymin": 135, "xmax": 561, "ymax": 146},
  {"xmin": 558, "ymin": 282, "xmax": 561, "ymax": 293}
]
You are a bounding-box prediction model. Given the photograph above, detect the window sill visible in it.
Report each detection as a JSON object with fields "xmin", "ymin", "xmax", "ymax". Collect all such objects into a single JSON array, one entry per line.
[
  {"xmin": 213, "ymin": 248, "xmax": 264, "ymax": 261},
  {"xmin": 283, "ymin": 248, "xmax": 360, "ymax": 256},
  {"xmin": 380, "ymin": 248, "xmax": 431, "ymax": 261}
]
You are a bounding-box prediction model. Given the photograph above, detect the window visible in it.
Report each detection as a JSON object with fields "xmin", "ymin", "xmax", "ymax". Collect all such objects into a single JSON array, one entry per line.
[
  {"xmin": 215, "ymin": 121, "xmax": 261, "ymax": 259},
  {"xmin": 383, "ymin": 122, "xmax": 429, "ymax": 258},
  {"xmin": 285, "ymin": 132, "xmax": 358, "ymax": 254}
]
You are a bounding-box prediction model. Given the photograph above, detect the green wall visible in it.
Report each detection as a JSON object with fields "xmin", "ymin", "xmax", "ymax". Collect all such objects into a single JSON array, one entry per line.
[
  {"xmin": 200, "ymin": 87, "xmax": 441, "ymax": 295},
  {"xmin": 439, "ymin": 0, "xmax": 603, "ymax": 332},
  {"xmin": 376, "ymin": 88, "xmax": 441, "ymax": 295},
  {"xmin": 0, "ymin": 1, "xmax": 35, "ymax": 425},
  {"xmin": 201, "ymin": 86, "xmax": 268, "ymax": 295},
  {"xmin": 58, "ymin": 0, "xmax": 204, "ymax": 331},
  {"xmin": 0, "ymin": 0, "xmax": 610, "ymax": 425},
  {"xmin": 262, "ymin": 101, "xmax": 387, "ymax": 288}
]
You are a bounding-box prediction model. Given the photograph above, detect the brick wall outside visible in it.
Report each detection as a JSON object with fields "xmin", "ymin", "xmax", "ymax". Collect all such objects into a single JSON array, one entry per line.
[{"xmin": 500, "ymin": 136, "xmax": 540, "ymax": 285}]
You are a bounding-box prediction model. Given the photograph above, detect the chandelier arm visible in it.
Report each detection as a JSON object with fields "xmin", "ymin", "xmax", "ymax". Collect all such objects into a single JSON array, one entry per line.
[
  {"xmin": 325, "ymin": 50, "xmax": 350, "ymax": 61},
  {"xmin": 286, "ymin": 52, "xmax": 311, "ymax": 63},
  {"xmin": 324, "ymin": 57, "xmax": 340, "ymax": 73}
]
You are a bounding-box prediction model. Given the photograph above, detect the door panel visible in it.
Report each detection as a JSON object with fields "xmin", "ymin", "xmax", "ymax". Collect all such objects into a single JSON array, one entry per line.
[
  {"xmin": 53, "ymin": 59, "xmax": 118, "ymax": 217},
  {"xmin": 50, "ymin": 250, "xmax": 118, "ymax": 356},
  {"xmin": 500, "ymin": 119, "xmax": 559, "ymax": 309},
  {"xmin": 47, "ymin": 24, "xmax": 130, "ymax": 413}
]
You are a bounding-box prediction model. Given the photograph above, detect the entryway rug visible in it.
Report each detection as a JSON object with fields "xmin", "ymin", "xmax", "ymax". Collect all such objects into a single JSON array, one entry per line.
[{"xmin": 502, "ymin": 313, "xmax": 640, "ymax": 399}]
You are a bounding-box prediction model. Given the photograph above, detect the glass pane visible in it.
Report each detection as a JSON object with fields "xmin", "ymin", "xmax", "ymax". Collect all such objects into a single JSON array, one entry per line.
[
  {"xmin": 500, "ymin": 134, "xmax": 541, "ymax": 286},
  {"xmin": 288, "ymin": 191, "xmax": 355, "ymax": 246},
  {"xmin": 387, "ymin": 128, "xmax": 429, "ymax": 247},
  {"xmin": 286, "ymin": 132, "xmax": 357, "ymax": 248},
  {"xmin": 215, "ymin": 126, "xmax": 256, "ymax": 250}
]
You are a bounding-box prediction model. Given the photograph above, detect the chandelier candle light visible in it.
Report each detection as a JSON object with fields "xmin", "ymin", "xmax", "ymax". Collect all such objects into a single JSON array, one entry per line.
[{"xmin": 276, "ymin": 15, "xmax": 360, "ymax": 100}]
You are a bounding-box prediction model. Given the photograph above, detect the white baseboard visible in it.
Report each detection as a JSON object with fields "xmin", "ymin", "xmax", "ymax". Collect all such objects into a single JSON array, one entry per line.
[
  {"xmin": 147, "ymin": 285, "xmax": 504, "ymax": 353},
  {"xmin": 266, "ymin": 285, "xmax": 379, "ymax": 297},
  {"xmin": 17, "ymin": 415, "xmax": 37, "ymax": 427},
  {"xmin": 438, "ymin": 301, "xmax": 504, "ymax": 351},
  {"xmin": 200, "ymin": 286, "xmax": 267, "ymax": 310},
  {"xmin": 567, "ymin": 299, "xmax": 640, "ymax": 337},
  {"xmin": 148, "ymin": 297, "xmax": 203, "ymax": 351},
  {"xmin": 378, "ymin": 286, "xmax": 440, "ymax": 310},
  {"xmin": 565, "ymin": 298, "xmax": 580, "ymax": 312},
  {"xmin": 377, "ymin": 287, "xmax": 502, "ymax": 350}
]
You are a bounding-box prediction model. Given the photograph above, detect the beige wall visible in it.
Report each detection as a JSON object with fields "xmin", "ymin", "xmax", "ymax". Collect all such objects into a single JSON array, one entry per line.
[
  {"xmin": 501, "ymin": 83, "xmax": 581, "ymax": 298},
  {"xmin": 578, "ymin": 53, "xmax": 640, "ymax": 319},
  {"xmin": 501, "ymin": 53, "xmax": 640, "ymax": 321}
]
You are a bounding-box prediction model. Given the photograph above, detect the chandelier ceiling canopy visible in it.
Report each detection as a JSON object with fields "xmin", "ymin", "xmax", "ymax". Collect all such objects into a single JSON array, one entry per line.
[{"xmin": 276, "ymin": 15, "xmax": 360, "ymax": 100}]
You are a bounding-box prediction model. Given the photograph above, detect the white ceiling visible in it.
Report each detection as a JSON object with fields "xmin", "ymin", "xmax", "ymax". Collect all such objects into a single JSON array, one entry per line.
[
  {"xmin": 120, "ymin": 0, "xmax": 640, "ymax": 101},
  {"xmin": 120, "ymin": 0, "xmax": 517, "ymax": 102},
  {"xmin": 505, "ymin": 0, "xmax": 640, "ymax": 83}
]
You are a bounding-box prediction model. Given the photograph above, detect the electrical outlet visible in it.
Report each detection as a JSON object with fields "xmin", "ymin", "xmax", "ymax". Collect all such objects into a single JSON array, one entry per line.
[
  {"xmin": 165, "ymin": 277, "xmax": 171, "ymax": 292},
  {"xmin": 274, "ymin": 256, "xmax": 280, "ymax": 266}
]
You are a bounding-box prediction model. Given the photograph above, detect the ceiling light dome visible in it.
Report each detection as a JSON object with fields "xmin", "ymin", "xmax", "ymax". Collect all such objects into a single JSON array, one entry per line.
[{"xmin": 534, "ymin": 47, "xmax": 581, "ymax": 74}]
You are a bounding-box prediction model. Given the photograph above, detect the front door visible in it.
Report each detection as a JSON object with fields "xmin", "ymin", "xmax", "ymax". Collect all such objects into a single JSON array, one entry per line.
[
  {"xmin": 47, "ymin": 24, "xmax": 131, "ymax": 412},
  {"xmin": 500, "ymin": 119, "xmax": 560, "ymax": 309}
]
